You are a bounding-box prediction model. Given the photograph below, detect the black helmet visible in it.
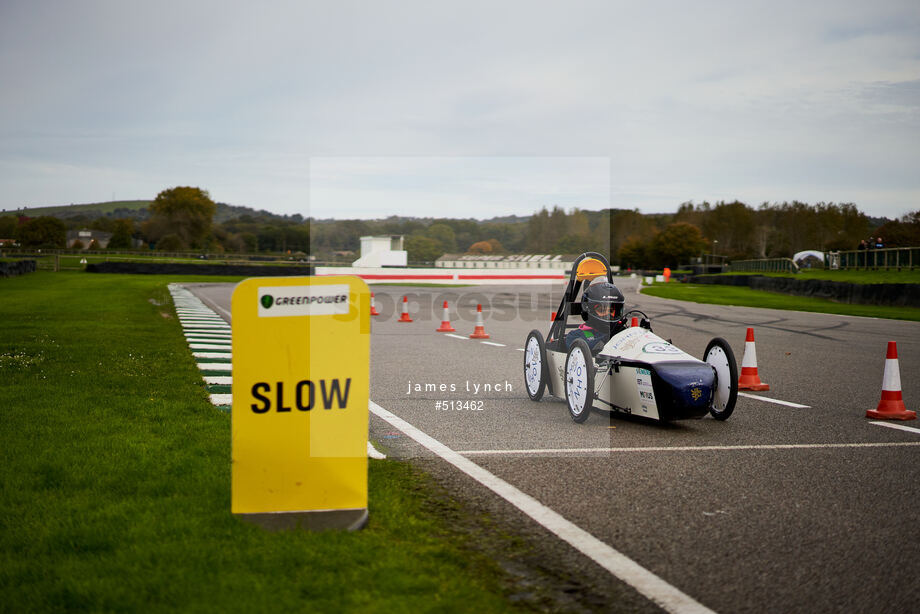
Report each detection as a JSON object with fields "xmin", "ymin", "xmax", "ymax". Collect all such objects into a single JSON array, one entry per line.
[{"xmin": 581, "ymin": 282, "xmax": 625, "ymax": 333}]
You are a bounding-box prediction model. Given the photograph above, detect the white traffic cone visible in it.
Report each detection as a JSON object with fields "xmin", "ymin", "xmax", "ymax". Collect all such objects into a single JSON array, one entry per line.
[
  {"xmin": 738, "ymin": 327, "xmax": 769, "ymax": 391},
  {"xmin": 436, "ymin": 300, "xmax": 456, "ymax": 332},
  {"xmin": 867, "ymin": 341, "xmax": 916, "ymax": 420},
  {"xmin": 370, "ymin": 292, "xmax": 380, "ymax": 316},
  {"xmin": 397, "ymin": 295, "xmax": 413, "ymax": 322},
  {"xmin": 469, "ymin": 304, "xmax": 490, "ymax": 339}
]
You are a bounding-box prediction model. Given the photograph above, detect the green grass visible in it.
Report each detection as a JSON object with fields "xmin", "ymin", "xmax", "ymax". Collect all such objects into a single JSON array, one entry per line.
[
  {"xmin": 714, "ymin": 269, "xmax": 920, "ymax": 284},
  {"xmin": 0, "ymin": 272, "xmax": 527, "ymax": 613},
  {"xmin": 642, "ymin": 283, "xmax": 920, "ymax": 321},
  {"xmin": 3, "ymin": 253, "xmax": 315, "ymax": 272}
]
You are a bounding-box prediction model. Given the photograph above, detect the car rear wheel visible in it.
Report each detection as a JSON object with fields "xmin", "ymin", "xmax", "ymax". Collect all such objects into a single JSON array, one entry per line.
[
  {"xmin": 564, "ymin": 338, "xmax": 595, "ymax": 423},
  {"xmin": 704, "ymin": 337, "xmax": 738, "ymax": 420}
]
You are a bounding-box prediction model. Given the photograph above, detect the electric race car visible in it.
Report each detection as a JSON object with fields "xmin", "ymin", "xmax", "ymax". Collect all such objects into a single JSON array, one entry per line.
[{"xmin": 524, "ymin": 252, "xmax": 739, "ymax": 423}]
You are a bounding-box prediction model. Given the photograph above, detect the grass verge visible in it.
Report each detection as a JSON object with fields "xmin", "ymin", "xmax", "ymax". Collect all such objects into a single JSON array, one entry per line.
[
  {"xmin": 711, "ymin": 269, "xmax": 920, "ymax": 284},
  {"xmin": 0, "ymin": 272, "xmax": 526, "ymax": 613},
  {"xmin": 642, "ymin": 283, "xmax": 920, "ymax": 321}
]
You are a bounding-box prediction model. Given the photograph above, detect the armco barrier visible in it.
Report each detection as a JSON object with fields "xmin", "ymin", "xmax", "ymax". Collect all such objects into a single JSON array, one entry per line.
[
  {"xmin": 315, "ymin": 265, "xmax": 567, "ymax": 285},
  {"xmin": 0, "ymin": 259, "xmax": 37, "ymax": 278},
  {"xmin": 86, "ymin": 262, "xmax": 314, "ymax": 276},
  {"xmin": 688, "ymin": 275, "xmax": 920, "ymax": 308}
]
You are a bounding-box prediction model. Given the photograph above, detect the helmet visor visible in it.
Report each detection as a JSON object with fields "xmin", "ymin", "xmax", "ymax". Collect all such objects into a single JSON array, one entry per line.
[{"xmin": 592, "ymin": 301, "xmax": 618, "ymax": 322}]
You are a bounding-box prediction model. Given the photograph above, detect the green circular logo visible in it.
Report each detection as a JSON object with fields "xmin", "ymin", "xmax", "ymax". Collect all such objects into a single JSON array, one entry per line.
[{"xmin": 260, "ymin": 295, "xmax": 274, "ymax": 309}]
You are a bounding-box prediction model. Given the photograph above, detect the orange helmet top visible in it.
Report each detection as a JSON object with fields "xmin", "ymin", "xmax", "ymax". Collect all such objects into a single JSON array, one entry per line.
[{"xmin": 575, "ymin": 257, "xmax": 607, "ymax": 281}]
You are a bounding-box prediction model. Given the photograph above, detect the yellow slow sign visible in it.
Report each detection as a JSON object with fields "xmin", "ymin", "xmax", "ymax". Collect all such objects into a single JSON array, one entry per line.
[{"xmin": 231, "ymin": 276, "xmax": 370, "ymax": 523}]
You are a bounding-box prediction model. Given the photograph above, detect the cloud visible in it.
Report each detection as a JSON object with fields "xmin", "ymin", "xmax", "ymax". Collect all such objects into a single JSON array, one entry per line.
[
  {"xmin": 308, "ymin": 156, "xmax": 610, "ymax": 219},
  {"xmin": 1, "ymin": 0, "xmax": 918, "ymax": 218}
]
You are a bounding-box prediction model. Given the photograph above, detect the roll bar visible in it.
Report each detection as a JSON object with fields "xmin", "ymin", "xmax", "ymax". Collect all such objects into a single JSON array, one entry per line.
[{"xmin": 548, "ymin": 252, "xmax": 613, "ymax": 342}]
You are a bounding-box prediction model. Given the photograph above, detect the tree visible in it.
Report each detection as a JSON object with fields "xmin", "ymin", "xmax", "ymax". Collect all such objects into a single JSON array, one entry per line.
[
  {"xmin": 0, "ymin": 215, "xmax": 18, "ymax": 238},
  {"xmin": 553, "ymin": 233, "xmax": 592, "ymax": 254},
  {"xmin": 107, "ymin": 219, "xmax": 134, "ymax": 249},
  {"xmin": 147, "ymin": 187, "xmax": 216, "ymax": 249},
  {"xmin": 156, "ymin": 234, "xmax": 187, "ymax": 251},
  {"xmin": 468, "ymin": 240, "xmax": 493, "ymax": 254},
  {"xmin": 873, "ymin": 214, "xmax": 920, "ymax": 248},
  {"xmin": 701, "ymin": 201, "xmax": 756, "ymax": 260},
  {"xmin": 525, "ymin": 207, "xmax": 551, "ymax": 251},
  {"xmin": 548, "ymin": 206, "xmax": 568, "ymax": 247},
  {"xmin": 238, "ymin": 232, "xmax": 258, "ymax": 252},
  {"xmin": 618, "ymin": 236, "xmax": 649, "ymax": 269},
  {"xmin": 609, "ymin": 209, "xmax": 657, "ymax": 263},
  {"xmin": 426, "ymin": 223, "xmax": 457, "ymax": 253},
  {"xmin": 552, "ymin": 209, "xmax": 592, "ymax": 254},
  {"xmin": 405, "ymin": 236, "xmax": 444, "ymax": 263},
  {"xmin": 18, "ymin": 216, "xmax": 66, "ymax": 248},
  {"xmin": 486, "ymin": 238, "xmax": 504, "ymax": 253},
  {"xmin": 649, "ymin": 223, "xmax": 708, "ymax": 268}
]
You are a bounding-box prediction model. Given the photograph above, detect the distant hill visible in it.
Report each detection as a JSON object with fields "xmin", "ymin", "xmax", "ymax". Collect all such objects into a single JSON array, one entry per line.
[
  {"xmin": 6, "ymin": 200, "xmax": 151, "ymax": 219},
  {"xmin": 4, "ymin": 200, "xmax": 303, "ymax": 224}
]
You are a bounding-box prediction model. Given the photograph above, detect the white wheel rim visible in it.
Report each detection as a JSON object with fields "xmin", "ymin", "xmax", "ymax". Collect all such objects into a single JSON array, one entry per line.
[
  {"xmin": 525, "ymin": 336, "xmax": 542, "ymax": 396},
  {"xmin": 706, "ymin": 346, "xmax": 731, "ymax": 411},
  {"xmin": 566, "ymin": 348, "xmax": 588, "ymax": 414}
]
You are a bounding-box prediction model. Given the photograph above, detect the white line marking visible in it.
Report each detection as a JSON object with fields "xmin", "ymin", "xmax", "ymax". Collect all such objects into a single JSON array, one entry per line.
[
  {"xmin": 516, "ymin": 348, "xmax": 525, "ymax": 352},
  {"xmin": 186, "ymin": 337, "xmax": 231, "ymax": 345},
  {"xmin": 445, "ymin": 334, "xmax": 468, "ymax": 340},
  {"xmin": 202, "ymin": 299, "xmax": 233, "ymax": 320},
  {"xmin": 481, "ymin": 341, "xmax": 506, "ymax": 347},
  {"xmin": 204, "ymin": 376, "xmax": 232, "ymax": 385},
  {"xmin": 455, "ymin": 442, "xmax": 920, "ymax": 456},
  {"xmin": 367, "ymin": 441, "xmax": 387, "ymax": 459},
  {"xmin": 185, "ymin": 333, "xmax": 232, "ymax": 339},
  {"xmin": 183, "ymin": 325, "xmax": 231, "ymax": 330},
  {"xmin": 190, "ymin": 343, "xmax": 233, "ymax": 351},
  {"xmin": 197, "ymin": 363, "xmax": 232, "ymax": 371},
  {"xmin": 869, "ymin": 421, "xmax": 920, "ymax": 435},
  {"xmin": 738, "ymin": 392, "xmax": 810, "ymax": 408},
  {"xmin": 193, "ymin": 352, "xmax": 232, "ymax": 359},
  {"xmin": 210, "ymin": 393, "xmax": 233, "ymax": 405},
  {"xmin": 369, "ymin": 400, "xmax": 717, "ymax": 614}
]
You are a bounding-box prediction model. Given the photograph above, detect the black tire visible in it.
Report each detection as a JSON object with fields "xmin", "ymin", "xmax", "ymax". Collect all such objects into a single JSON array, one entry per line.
[
  {"xmin": 704, "ymin": 337, "xmax": 738, "ymax": 420},
  {"xmin": 564, "ymin": 338, "xmax": 595, "ymax": 423},
  {"xmin": 523, "ymin": 330, "xmax": 548, "ymax": 402}
]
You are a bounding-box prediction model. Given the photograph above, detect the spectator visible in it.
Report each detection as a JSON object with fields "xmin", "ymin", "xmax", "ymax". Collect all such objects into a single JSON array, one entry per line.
[{"xmin": 875, "ymin": 236, "xmax": 885, "ymax": 249}]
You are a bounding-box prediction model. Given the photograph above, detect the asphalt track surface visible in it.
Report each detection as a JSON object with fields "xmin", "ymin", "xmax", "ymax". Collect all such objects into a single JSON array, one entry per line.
[{"xmin": 187, "ymin": 279, "xmax": 920, "ymax": 614}]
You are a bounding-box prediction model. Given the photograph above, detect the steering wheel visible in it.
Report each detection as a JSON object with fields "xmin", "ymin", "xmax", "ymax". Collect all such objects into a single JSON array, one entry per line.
[{"xmin": 622, "ymin": 309, "xmax": 650, "ymax": 328}]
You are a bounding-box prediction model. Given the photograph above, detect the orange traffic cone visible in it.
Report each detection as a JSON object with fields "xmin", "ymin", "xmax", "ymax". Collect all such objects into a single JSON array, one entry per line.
[
  {"xmin": 738, "ymin": 327, "xmax": 770, "ymax": 391},
  {"xmin": 436, "ymin": 300, "xmax": 456, "ymax": 332},
  {"xmin": 370, "ymin": 292, "xmax": 380, "ymax": 316},
  {"xmin": 397, "ymin": 296, "xmax": 413, "ymax": 323},
  {"xmin": 469, "ymin": 304, "xmax": 490, "ymax": 339},
  {"xmin": 867, "ymin": 341, "xmax": 916, "ymax": 420}
]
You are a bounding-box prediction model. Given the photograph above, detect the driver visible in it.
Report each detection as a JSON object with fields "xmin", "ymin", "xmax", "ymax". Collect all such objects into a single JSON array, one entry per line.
[{"xmin": 565, "ymin": 281, "xmax": 626, "ymax": 352}]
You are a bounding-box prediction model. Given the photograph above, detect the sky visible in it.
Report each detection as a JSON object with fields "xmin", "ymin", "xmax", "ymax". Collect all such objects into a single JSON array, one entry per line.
[{"xmin": 1, "ymin": 0, "xmax": 918, "ymax": 220}]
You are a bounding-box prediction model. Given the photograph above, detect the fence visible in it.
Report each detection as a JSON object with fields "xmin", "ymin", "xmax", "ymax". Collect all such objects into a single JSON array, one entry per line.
[
  {"xmin": 727, "ymin": 258, "xmax": 799, "ymax": 274},
  {"xmin": 829, "ymin": 247, "xmax": 919, "ymax": 271}
]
